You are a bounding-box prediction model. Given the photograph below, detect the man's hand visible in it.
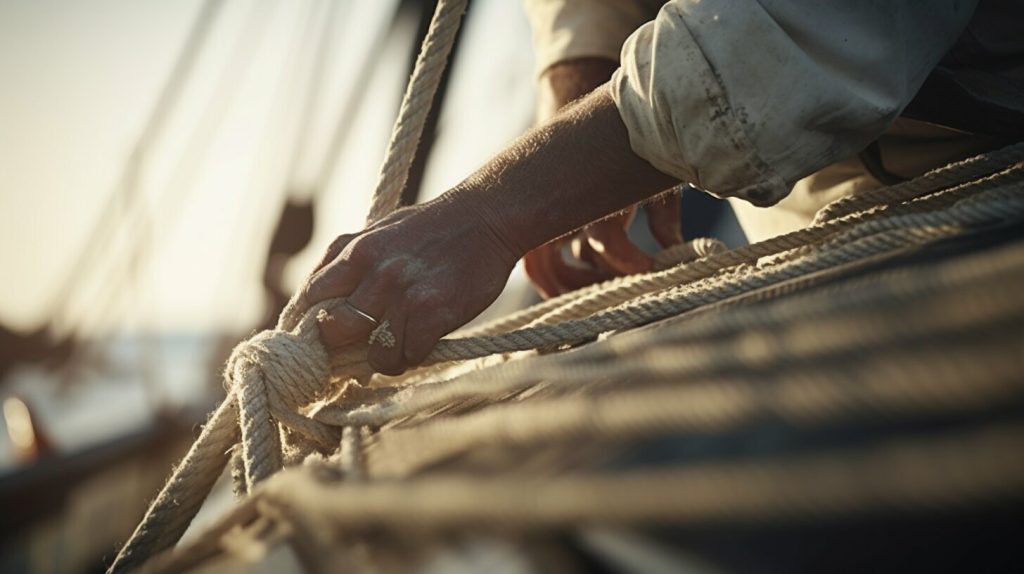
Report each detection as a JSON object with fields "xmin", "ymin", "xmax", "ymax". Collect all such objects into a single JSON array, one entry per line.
[
  {"xmin": 301, "ymin": 86, "xmax": 677, "ymax": 375},
  {"xmin": 524, "ymin": 58, "xmax": 682, "ymax": 298},
  {"xmin": 301, "ymin": 199, "xmax": 517, "ymax": 376}
]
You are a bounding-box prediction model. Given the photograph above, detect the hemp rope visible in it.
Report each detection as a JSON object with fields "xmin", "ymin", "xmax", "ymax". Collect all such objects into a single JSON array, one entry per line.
[
  {"xmin": 108, "ymin": 1, "xmax": 468, "ymax": 570},
  {"xmin": 366, "ymin": 246, "xmax": 1024, "ymax": 476},
  {"xmin": 311, "ymin": 185, "xmax": 1024, "ymax": 430},
  {"xmin": 142, "ymin": 227, "xmax": 1024, "ymax": 570},
  {"xmin": 449, "ymin": 163, "xmax": 1021, "ymax": 341},
  {"xmin": 146, "ymin": 420, "xmax": 1024, "ymax": 574},
  {"xmin": 111, "ymin": 137, "xmax": 1024, "ymax": 572},
  {"xmin": 107, "ymin": 0, "xmax": 1024, "ymax": 564},
  {"xmin": 325, "ymin": 179, "xmax": 1024, "ymax": 374}
]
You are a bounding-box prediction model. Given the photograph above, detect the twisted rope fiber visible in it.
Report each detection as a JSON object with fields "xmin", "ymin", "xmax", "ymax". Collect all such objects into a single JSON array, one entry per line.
[
  {"xmin": 111, "ymin": 13, "xmax": 1024, "ymax": 567},
  {"xmin": 813, "ymin": 142, "xmax": 1024, "ymax": 223},
  {"xmin": 138, "ymin": 234, "xmax": 1024, "ymax": 571},
  {"xmin": 401, "ymin": 245, "xmax": 1024, "ymax": 415},
  {"xmin": 315, "ymin": 194, "xmax": 1024, "ymax": 427},
  {"xmin": 365, "ymin": 0, "xmax": 468, "ymax": 224},
  {"xmin": 386, "ymin": 236, "xmax": 1024, "ymax": 411},
  {"xmin": 310, "ymin": 124, "xmax": 1024, "ymax": 432},
  {"xmin": 365, "ymin": 243, "xmax": 1024, "ymax": 475},
  {"xmin": 127, "ymin": 158, "xmax": 1024, "ymax": 553},
  {"xmin": 464, "ymin": 158, "xmax": 1024, "ymax": 335},
  {"xmin": 114, "ymin": 136, "xmax": 1023, "ymax": 572},
  {"xmin": 108, "ymin": 1, "xmax": 468, "ymax": 571},
  {"xmin": 282, "ymin": 422, "xmax": 1024, "ymax": 526},
  {"xmin": 154, "ymin": 421, "xmax": 1024, "ymax": 564},
  {"xmin": 370, "ymin": 338, "xmax": 1024, "ymax": 478},
  {"xmin": 371, "ymin": 182, "xmax": 1024, "ymax": 368}
]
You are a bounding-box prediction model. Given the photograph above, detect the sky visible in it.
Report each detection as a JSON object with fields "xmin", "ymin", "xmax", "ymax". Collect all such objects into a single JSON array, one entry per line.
[{"xmin": 0, "ymin": 0, "xmax": 536, "ymax": 336}]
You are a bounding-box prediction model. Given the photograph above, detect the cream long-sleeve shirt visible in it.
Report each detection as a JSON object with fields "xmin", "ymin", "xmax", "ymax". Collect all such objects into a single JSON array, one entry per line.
[{"xmin": 524, "ymin": 0, "xmax": 979, "ymax": 206}]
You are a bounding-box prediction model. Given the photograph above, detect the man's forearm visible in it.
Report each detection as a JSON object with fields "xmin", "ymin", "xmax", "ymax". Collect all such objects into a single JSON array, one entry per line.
[
  {"xmin": 444, "ymin": 84, "xmax": 678, "ymax": 258},
  {"xmin": 537, "ymin": 57, "xmax": 619, "ymax": 119}
]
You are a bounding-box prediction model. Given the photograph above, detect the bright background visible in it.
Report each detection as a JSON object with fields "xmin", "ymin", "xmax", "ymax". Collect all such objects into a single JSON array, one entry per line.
[{"xmin": 0, "ymin": 0, "xmax": 536, "ymax": 338}]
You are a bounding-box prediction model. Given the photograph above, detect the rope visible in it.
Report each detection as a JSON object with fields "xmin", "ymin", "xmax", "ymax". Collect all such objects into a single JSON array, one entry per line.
[
  {"xmin": 106, "ymin": 0, "xmax": 1024, "ymax": 564},
  {"xmin": 813, "ymin": 142, "xmax": 1024, "ymax": 223},
  {"xmin": 139, "ymin": 222, "xmax": 1024, "ymax": 570},
  {"xmin": 147, "ymin": 420, "xmax": 1024, "ymax": 574},
  {"xmin": 111, "ymin": 138, "xmax": 1024, "ymax": 571},
  {"xmin": 311, "ymin": 183, "xmax": 1024, "ymax": 429},
  {"xmin": 278, "ymin": 421, "xmax": 1024, "ymax": 526},
  {"xmin": 374, "ymin": 179, "xmax": 1024, "ymax": 368},
  {"xmin": 366, "ymin": 245, "xmax": 1024, "ymax": 476},
  {"xmin": 458, "ymin": 161, "xmax": 1023, "ymax": 337},
  {"xmin": 108, "ymin": 2, "xmax": 469, "ymax": 570},
  {"xmin": 364, "ymin": 0, "xmax": 469, "ymax": 224}
]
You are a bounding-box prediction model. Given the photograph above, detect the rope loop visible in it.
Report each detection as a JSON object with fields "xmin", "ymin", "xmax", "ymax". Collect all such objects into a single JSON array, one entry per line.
[
  {"xmin": 227, "ymin": 328, "xmax": 330, "ymax": 414},
  {"xmin": 226, "ymin": 321, "xmax": 345, "ymax": 490}
]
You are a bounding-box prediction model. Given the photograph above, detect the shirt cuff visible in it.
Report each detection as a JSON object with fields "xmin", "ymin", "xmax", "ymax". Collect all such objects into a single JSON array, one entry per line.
[
  {"xmin": 610, "ymin": 1, "xmax": 975, "ymax": 207},
  {"xmin": 610, "ymin": 11, "xmax": 789, "ymax": 206}
]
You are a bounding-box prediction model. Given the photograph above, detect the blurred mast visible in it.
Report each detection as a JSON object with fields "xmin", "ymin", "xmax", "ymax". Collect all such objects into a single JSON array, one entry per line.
[
  {"xmin": 46, "ymin": 0, "xmax": 227, "ymax": 338},
  {"xmin": 62, "ymin": 0, "xmax": 278, "ymax": 339},
  {"xmin": 53, "ymin": 0, "xmax": 276, "ymax": 393}
]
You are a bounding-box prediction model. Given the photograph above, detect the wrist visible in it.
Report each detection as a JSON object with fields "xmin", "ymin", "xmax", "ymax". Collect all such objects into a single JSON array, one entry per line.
[{"xmin": 433, "ymin": 185, "xmax": 524, "ymax": 269}]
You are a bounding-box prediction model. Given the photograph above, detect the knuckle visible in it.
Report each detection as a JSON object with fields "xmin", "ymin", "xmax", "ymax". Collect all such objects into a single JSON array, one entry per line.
[
  {"xmin": 374, "ymin": 257, "xmax": 406, "ymax": 285},
  {"xmin": 306, "ymin": 262, "xmax": 352, "ymax": 302},
  {"xmin": 407, "ymin": 286, "xmax": 443, "ymax": 309},
  {"xmin": 327, "ymin": 233, "xmax": 352, "ymax": 254},
  {"xmin": 345, "ymin": 234, "xmax": 377, "ymax": 264}
]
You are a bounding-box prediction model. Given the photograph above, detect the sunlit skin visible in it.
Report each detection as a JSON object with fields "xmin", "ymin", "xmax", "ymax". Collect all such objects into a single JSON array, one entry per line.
[
  {"xmin": 300, "ymin": 70, "xmax": 678, "ymax": 376},
  {"xmin": 523, "ymin": 58, "xmax": 683, "ymax": 297}
]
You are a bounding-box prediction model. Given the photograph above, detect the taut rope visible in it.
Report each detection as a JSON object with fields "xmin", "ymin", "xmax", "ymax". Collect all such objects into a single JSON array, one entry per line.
[
  {"xmin": 108, "ymin": 0, "xmax": 1024, "ymax": 567},
  {"xmin": 109, "ymin": 1, "xmax": 469, "ymax": 570}
]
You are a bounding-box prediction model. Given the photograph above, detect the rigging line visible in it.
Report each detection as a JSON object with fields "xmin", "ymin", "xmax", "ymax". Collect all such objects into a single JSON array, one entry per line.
[
  {"xmin": 398, "ymin": 0, "xmax": 470, "ymax": 207},
  {"xmin": 282, "ymin": 0, "xmax": 347, "ymax": 189},
  {"xmin": 206, "ymin": 0, "xmax": 344, "ymax": 329},
  {"xmin": 65, "ymin": 0, "xmax": 281, "ymax": 337},
  {"xmin": 308, "ymin": 0, "xmax": 408, "ymax": 199},
  {"xmin": 47, "ymin": 0, "xmax": 227, "ymax": 337}
]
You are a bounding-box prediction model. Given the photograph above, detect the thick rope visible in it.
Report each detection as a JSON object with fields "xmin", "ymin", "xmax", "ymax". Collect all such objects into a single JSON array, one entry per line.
[
  {"xmin": 111, "ymin": 142, "xmax": 1024, "ymax": 572},
  {"xmin": 813, "ymin": 142, "xmax": 1024, "ymax": 223},
  {"xmin": 152, "ymin": 420, "xmax": 1024, "ymax": 570},
  {"xmin": 361, "ymin": 181, "xmax": 1024, "ymax": 369},
  {"xmin": 460, "ymin": 160, "xmax": 1023, "ymax": 337},
  {"xmin": 366, "ymin": 247, "xmax": 1024, "ymax": 476},
  {"xmin": 108, "ymin": 2, "xmax": 470, "ymax": 571},
  {"xmin": 135, "ymin": 214, "xmax": 1024, "ymax": 570},
  {"xmin": 103, "ymin": 0, "xmax": 1024, "ymax": 559},
  {"xmin": 310, "ymin": 177, "xmax": 1024, "ymax": 429},
  {"xmin": 364, "ymin": 0, "xmax": 468, "ymax": 224}
]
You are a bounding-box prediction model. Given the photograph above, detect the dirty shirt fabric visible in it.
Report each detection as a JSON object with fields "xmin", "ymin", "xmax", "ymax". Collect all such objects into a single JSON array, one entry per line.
[{"xmin": 524, "ymin": 0, "xmax": 1016, "ymax": 240}]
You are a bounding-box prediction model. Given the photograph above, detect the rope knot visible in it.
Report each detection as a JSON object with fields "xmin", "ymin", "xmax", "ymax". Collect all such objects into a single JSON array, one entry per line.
[
  {"xmin": 227, "ymin": 328, "xmax": 329, "ymax": 412},
  {"xmin": 228, "ymin": 326, "xmax": 342, "ymax": 487}
]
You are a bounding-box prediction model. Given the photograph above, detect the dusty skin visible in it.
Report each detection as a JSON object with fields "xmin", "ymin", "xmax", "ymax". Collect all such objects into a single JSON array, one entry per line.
[{"xmin": 301, "ymin": 84, "xmax": 677, "ymax": 375}]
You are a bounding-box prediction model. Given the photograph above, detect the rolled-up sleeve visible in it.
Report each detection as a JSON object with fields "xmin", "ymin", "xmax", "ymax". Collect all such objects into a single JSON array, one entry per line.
[
  {"xmin": 611, "ymin": 1, "xmax": 978, "ymax": 206},
  {"xmin": 524, "ymin": 0, "xmax": 663, "ymax": 76}
]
